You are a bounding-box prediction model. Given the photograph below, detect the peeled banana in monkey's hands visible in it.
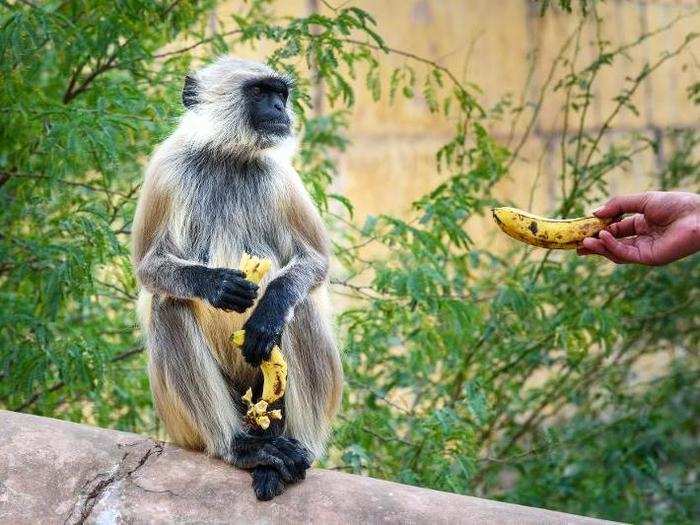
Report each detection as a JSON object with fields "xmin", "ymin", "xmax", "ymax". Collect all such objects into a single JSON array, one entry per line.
[
  {"xmin": 230, "ymin": 253, "xmax": 287, "ymax": 431},
  {"xmin": 492, "ymin": 207, "xmax": 613, "ymax": 249},
  {"xmin": 238, "ymin": 252, "xmax": 272, "ymax": 285}
]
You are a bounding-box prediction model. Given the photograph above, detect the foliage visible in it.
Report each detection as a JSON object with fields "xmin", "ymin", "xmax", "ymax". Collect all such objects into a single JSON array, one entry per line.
[
  {"xmin": 1, "ymin": 1, "xmax": 698, "ymax": 523},
  {"xmin": 0, "ymin": 0, "xmax": 215, "ymax": 429}
]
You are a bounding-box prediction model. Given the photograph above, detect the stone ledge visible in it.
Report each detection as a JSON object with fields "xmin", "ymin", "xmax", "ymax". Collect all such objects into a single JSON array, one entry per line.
[{"xmin": 0, "ymin": 410, "xmax": 616, "ymax": 524}]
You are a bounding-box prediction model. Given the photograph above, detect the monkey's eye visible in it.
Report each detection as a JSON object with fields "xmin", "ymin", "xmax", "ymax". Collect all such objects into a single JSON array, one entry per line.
[{"xmin": 252, "ymin": 86, "xmax": 263, "ymax": 98}]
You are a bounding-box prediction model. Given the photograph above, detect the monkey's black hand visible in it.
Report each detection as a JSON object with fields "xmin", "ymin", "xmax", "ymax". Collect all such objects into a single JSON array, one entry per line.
[
  {"xmin": 196, "ymin": 267, "xmax": 258, "ymax": 313},
  {"xmin": 230, "ymin": 434, "xmax": 312, "ymax": 497},
  {"xmin": 241, "ymin": 298, "xmax": 286, "ymax": 366}
]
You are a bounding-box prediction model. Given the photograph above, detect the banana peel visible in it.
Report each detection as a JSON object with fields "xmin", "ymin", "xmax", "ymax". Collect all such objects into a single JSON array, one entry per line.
[
  {"xmin": 230, "ymin": 253, "xmax": 287, "ymax": 430},
  {"xmin": 492, "ymin": 206, "xmax": 612, "ymax": 249},
  {"xmin": 235, "ymin": 333, "xmax": 286, "ymax": 430}
]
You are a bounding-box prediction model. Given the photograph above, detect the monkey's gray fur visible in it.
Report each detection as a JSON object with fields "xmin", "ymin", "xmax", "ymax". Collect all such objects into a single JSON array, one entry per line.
[{"xmin": 132, "ymin": 57, "xmax": 343, "ymax": 499}]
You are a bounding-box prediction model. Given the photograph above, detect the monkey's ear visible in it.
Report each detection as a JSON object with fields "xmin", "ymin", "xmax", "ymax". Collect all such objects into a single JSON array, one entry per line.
[{"xmin": 182, "ymin": 74, "xmax": 199, "ymax": 109}]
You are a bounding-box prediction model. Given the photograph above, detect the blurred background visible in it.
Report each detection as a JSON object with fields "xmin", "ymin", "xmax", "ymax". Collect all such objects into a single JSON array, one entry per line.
[
  {"xmin": 216, "ymin": 0, "xmax": 700, "ymax": 230},
  {"xmin": 1, "ymin": 1, "xmax": 698, "ymax": 522}
]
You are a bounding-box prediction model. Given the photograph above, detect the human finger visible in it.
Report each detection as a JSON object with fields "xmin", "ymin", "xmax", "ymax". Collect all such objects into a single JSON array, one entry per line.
[
  {"xmin": 599, "ymin": 230, "xmax": 641, "ymax": 263},
  {"xmin": 593, "ymin": 193, "xmax": 650, "ymax": 218},
  {"xmin": 606, "ymin": 214, "xmax": 642, "ymax": 238}
]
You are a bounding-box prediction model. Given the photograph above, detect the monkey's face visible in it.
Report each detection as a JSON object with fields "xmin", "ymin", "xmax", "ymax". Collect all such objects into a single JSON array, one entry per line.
[
  {"xmin": 181, "ymin": 57, "xmax": 295, "ymax": 152},
  {"xmin": 244, "ymin": 77, "xmax": 292, "ymax": 139}
]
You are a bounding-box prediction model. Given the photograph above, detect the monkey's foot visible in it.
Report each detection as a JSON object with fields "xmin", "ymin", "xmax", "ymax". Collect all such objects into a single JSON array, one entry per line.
[
  {"xmin": 230, "ymin": 434, "xmax": 312, "ymax": 486},
  {"xmin": 251, "ymin": 466, "xmax": 285, "ymax": 501},
  {"xmin": 274, "ymin": 436, "xmax": 313, "ymax": 482}
]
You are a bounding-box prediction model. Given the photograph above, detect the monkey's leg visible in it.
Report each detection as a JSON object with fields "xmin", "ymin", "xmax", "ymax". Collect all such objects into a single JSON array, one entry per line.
[
  {"xmin": 148, "ymin": 299, "xmax": 309, "ymax": 493},
  {"xmin": 282, "ymin": 295, "xmax": 343, "ymax": 459}
]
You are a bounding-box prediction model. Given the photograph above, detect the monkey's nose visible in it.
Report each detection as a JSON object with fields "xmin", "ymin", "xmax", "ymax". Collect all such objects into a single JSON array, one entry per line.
[{"xmin": 273, "ymin": 101, "xmax": 284, "ymax": 112}]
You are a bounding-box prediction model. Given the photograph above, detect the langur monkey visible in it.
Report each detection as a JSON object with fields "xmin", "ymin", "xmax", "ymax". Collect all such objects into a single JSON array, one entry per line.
[{"xmin": 132, "ymin": 57, "xmax": 343, "ymax": 500}]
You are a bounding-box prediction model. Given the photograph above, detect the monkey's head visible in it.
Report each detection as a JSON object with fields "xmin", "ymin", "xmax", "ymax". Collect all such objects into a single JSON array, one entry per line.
[{"xmin": 180, "ymin": 57, "xmax": 295, "ymax": 153}]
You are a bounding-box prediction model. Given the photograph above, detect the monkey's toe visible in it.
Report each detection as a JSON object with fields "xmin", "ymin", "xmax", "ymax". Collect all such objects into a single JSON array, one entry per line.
[
  {"xmin": 273, "ymin": 437, "xmax": 313, "ymax": 481},
  {"xmin": 252, "ymin": 466, "xmax": 285, "ymax": 501}
]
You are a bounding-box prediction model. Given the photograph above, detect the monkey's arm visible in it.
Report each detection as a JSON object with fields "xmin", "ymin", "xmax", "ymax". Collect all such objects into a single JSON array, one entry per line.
[
  {"xmin": 242, "ymin": 182, "xmax": 330, "ymax": 366},
  {"xmin": 137, "ymin": 237, "xmax": 257, "ymax": 313},
  {"xmin": 132, "ymin": 164, "xmax": 257, "ymax": 312}
]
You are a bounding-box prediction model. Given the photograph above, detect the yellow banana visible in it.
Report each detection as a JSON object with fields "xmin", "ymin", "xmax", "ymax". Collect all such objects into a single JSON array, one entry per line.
[
  {"xmin": 230, "ymin": 253, "xmax": 287, "ymax": 430},
  {"xmin": 238, "ymin": 253, "xmax": 272, "ymax": 285},
  {"xmin": 492, "ymin": 207, "xmax": 612, "ymax": 249}
]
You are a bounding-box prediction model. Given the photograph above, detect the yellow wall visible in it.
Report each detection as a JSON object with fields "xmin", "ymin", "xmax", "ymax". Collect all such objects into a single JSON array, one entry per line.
[{"xmin": 333, "ymin": 1, "xmax": 699, "ymax": 219}]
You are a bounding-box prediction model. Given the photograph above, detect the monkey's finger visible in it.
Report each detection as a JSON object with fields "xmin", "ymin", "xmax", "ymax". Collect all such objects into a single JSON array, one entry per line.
[
  {"xmin": 220, "ymin": 291, "xmax": 255, "ymax": 307},
  {"xmin": 273, "ymin": 437, "xmax": 312, "ymax": 478},
  {"xmin": 282, "ymin": 451, "xmax": 307, "ymax": 482},
  {"xmin": 257, "ymin": 336, "xmax": 275, "ymax": 361},
  {"xmin": 267, "ymin": 444, "xmax": 301, "ymax": 483},
  {"xmin": 288, "ymin": 439, "xmax": 313, "ymax": 469},
  {"xmin": 230, "ymin": 449, "xmax": 261, "ymax": 470},
  {"xmin": 231, "ymin": 434, "xmax": 263, "ymax": 455},
  {"xmin": 222, "ymin": 278, "xmax": 258, "ymax": 292},
  {"xmin": 286, "ymin": 437, "xmax": 303, "ymax": 448},
  {"xmin": 227, "ymin": 277, "xmax": 258, "ymax": 291},
  {"xmin": 250, "ymin": 330, "xmax": 276, "ymax": 361},
  {"xmin": 242, "ymin": 337, "xmax": 264, "ymax": 366},
  {"xmin": 228, "ymin": 304, "xmax": 251, "ymax": 314},
  {"xmin": 218, "ymin": 294, "xmax": 255, "ymax": 312},
  {"xmin": 222, "ymin": 282, "xmax": 258, "ymax": 299},
  {"xmin": 275, "ymin": 436, "xmax": 311, "ymax": 458},
  {"xmin": 259, "ymin": 446, "xmax": 295, "ymax": 483},
  {"xmin": 240, "ymin": 279, "xmax": 259, "ymax": 291}
]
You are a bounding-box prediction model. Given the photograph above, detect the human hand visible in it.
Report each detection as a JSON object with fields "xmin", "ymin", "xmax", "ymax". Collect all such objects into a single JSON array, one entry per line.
[{"xmin": 578, "ymin": 191, "xmax": 700, "ymax": 265}]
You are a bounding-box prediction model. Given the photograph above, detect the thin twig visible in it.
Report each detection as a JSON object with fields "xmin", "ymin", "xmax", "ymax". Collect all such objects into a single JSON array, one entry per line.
[
  {"xmin": 153, "ymin": 28, "xmax": 243, "ymax": 60},
  {"xmin": 507, "ymin": 18, "xmax": 585, "ymax": 171}
]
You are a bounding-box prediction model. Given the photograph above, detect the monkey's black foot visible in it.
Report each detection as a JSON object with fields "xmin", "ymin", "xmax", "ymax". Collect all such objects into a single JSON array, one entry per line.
[
  {"xmin": 251, "ymin": 466, "xmax": 285, "ymax": 501},
  {"xmin": 230, "ymin": 434, "xmax": 312, "ymax": 485},
  {"xmin": 273, "ymin": 436, "xmax": 313, "ymax": 481}
]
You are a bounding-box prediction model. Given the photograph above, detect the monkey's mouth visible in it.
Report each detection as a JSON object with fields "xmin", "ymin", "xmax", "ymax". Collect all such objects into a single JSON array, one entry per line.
[{"xmin": 256, "ymin": 118, "xmax": 291, "ymax": 135}]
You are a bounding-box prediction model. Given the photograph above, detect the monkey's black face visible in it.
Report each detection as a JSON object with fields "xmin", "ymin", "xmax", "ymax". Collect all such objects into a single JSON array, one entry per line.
[{"xmin": 246, "ymin": 77, "xmax": 292, "ymax": 137}]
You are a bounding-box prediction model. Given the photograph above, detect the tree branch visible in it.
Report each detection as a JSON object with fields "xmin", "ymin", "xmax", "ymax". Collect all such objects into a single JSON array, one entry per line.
[{"xmin": 63, "ymin": 38, "xmax": 134, "ymax": 104}]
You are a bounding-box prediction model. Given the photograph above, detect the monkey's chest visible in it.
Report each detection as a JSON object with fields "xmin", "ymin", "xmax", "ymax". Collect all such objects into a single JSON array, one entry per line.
[{"xmin": 183, "ymin": 200, "xmax": 293, "ymax": 268}]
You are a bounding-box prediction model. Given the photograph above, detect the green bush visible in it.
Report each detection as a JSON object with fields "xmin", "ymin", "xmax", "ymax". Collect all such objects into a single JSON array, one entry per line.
[{"xmin": 1, "ymin": 1, "xmax": 697, "ymax": 522}]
